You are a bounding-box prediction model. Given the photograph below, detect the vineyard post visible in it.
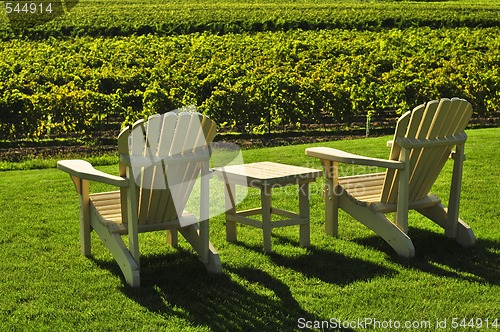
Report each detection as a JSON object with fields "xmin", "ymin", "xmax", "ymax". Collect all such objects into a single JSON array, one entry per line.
[{"xmin": 366, "ymin": 109, "xmax": 374, "ymax": 137}]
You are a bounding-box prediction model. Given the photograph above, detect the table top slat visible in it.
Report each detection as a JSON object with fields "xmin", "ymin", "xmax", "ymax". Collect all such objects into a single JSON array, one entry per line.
[{"xmin": 213, "ymin": 162, "xmax": 322, "ymax": 186}]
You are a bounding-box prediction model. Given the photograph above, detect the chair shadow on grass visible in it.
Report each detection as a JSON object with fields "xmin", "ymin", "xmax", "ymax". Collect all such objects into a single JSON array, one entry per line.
[
  {"xmin": 94, "ymin": 249, "xmax": 355, "ymax": 332},
  {"xmin": 353, "ymin": 227, "xmax": 500, "ymax": 285},
  {"xmin": 234, "ymin": 234, "xmax": 397, "ymax": 286}
]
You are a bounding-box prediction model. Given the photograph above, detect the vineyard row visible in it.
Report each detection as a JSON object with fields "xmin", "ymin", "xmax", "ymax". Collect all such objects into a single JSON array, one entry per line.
[{"xmin": 0, "ymin": 27, "xmax": 499, "ymax": 139}]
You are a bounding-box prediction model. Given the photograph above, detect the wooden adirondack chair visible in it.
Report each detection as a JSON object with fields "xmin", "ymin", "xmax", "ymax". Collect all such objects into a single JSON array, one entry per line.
[
  {"xmin": 58, "ymin": 111, "xmax": 221, "ymax": 287},
  {"xmin": 306, "ymin": 98, "xmax": 476, "ymax": 258}
]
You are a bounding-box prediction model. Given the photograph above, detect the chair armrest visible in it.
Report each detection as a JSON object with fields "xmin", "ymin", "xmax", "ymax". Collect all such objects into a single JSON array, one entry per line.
[
  {"xmin": 305, "ymin": 147, "xmax": 404, "ymax": 169},
  {"xmin": 57, "ymin": 160, "xmax": 128, "ymax": 187}
]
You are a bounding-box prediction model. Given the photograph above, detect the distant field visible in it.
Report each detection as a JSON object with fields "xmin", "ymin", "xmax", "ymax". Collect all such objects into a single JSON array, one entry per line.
[{"xmin": 1, "ymin": 0, "xmax": 500, "ymax": 39}]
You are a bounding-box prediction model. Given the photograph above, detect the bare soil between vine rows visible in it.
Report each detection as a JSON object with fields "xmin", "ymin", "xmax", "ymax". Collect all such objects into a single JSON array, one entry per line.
[
  {"xmin": 1, "ymin": 115, "xmax": 498, "ymax": 163},
  {"xmin": 1, "ymin": 129, "xmax": 385, "ymax": 162}
]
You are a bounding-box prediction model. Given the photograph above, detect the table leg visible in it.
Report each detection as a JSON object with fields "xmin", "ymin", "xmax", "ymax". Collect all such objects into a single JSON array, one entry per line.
[
  {"xmin": 299, "ymin": 182, "xmax": 310, "ymax": 248},
  {"xmin": 225, "ymin": 183, "xmax": 237, "ymax": 242},
  {"xmin": 261, "ymin": 185, "xmax": 272, "ymax": 253}
]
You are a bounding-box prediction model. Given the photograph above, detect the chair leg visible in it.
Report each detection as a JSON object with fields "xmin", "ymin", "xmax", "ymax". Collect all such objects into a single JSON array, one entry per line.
[
  {"xmin": 324, "ymin": 177, "xmax": 339, "ymax": 236},
  {"xmin": 455, "ymin": 219, "xmax": 476, "ymax": 247},
  {"xmin": 108, "ymin": 233, "xmax": 141, "ymax": 287},
  {"xmin": 340, "ymin": 195, "xmax": 415, "ymax": 258},
  {"xmin": 75, "ymin": 178, "xmax": 91, "ymax": 257},
  {"xmin": 167, "ymin": 229, "xmax": 179, "ymax": 248},
  {"xmin": 90, "ymin": 215, "xmax": 140, "ymax": 287},
  {"xmin": 178, "ymin": 224, "xmax": 222, "ymax": 274},
  {"xmin": 416, "ymin": 203, "xmax": 475, "ymax": 247},
  {"xmin": 322, "ymin": 161, "xmax": 339, "ymax": 236},
  {"xmin": 205, "ymin": 242, "xmax": 222, "ymax": 274},
  {"xmin": 79, "ymin": 197, "xmax": 92, "ymax": 257}
]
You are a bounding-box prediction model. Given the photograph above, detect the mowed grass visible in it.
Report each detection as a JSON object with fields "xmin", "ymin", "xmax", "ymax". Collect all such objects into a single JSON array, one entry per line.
[{"xmin": 0, "ymin": 128, "xmax": 499, "ymax": 331}]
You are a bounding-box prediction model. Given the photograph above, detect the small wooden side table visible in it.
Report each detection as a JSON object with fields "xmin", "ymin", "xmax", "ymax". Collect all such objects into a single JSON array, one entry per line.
[{"xmin": 213, "ymin": 162, "xmax": 322, "ymax": 252}]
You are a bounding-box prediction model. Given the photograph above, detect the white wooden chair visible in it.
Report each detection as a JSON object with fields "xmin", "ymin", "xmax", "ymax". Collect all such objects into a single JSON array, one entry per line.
[
  {"xmin": 306, "ymin": 98, "xmax": 476, "ymax": 258},
  {"xmin": 58, "ymin": 111, "xmax": 221, "ymax": 287}
]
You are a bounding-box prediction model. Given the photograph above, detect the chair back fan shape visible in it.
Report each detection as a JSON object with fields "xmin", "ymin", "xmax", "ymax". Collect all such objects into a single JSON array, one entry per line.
[
  {"xmin": 118, "ymin": 111, "xmax": 217, "ymax": 228},
  {"xmin": 381, "ymin": 98, "xmax": 472, "ymax": 204}
]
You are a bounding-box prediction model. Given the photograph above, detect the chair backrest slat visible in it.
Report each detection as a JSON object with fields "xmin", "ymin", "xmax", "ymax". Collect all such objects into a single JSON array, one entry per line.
[
  {"xmin": 381, "ymin": 98, "xmax": 472, "ymax": 204},
  {"xmin": 126, "ymin": 119, "xmax": 149, "ymax": 224},
  {"xmin": 381, "ymin": 109, "xmax": 412, "ymax": 202}
]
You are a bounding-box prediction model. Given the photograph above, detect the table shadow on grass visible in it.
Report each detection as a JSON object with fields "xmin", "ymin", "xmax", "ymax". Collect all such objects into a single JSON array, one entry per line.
[
  {"xmin": 353, "ymin": 228, "xmax": 500, "ymax": 285},
  {"xmin": 236, "ymin": 235, "xmax": 397, "ymax": 286},
  {"xmin": 100, "ymin": 249, "xmax": 356, "ymax": 332}
]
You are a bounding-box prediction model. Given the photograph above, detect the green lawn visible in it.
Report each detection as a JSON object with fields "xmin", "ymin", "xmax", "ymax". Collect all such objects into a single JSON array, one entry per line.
[{"xmin": 0, "ymin": 128, "xmax": 499, "ymax": 331}]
